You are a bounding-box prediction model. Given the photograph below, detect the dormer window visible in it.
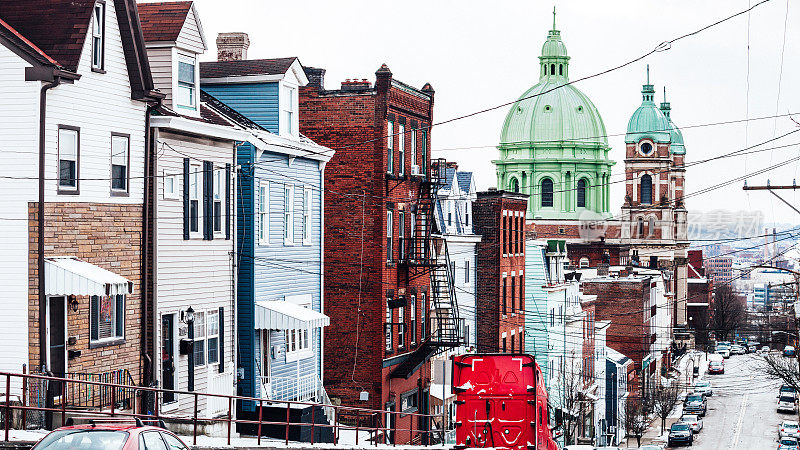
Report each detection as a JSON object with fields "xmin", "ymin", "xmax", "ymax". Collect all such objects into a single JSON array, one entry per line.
[
  {"xmin": 177, "ymin": 54, "xmax": 197, "ymax": 109},
  {"xmin": 281, "ymin": 85, "xmax": 297, "ymax": 136},
  {"xmin": 91, "ymin": 2, "xmax": 105, "ymax": 71}
]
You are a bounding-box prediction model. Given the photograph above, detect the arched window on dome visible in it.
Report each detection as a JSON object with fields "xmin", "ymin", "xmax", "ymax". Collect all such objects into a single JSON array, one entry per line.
[
  {"xmin": 559, "ymin": 64, "xmax": 563, "ymax": 76},
  {"xmin": 541, "ymin": 178, "xmax": 554, "ymax": 207},
  {"xmin": 550, "ymin": 64, "xmax": 555, "ymax": 75},
  {"xmin": 640, "ymin": 174, "xmax": 653, "ymax": 205},
  {"xmin": 577, "ymin": 179, "xmax": 588, "ymax": 208},
  {"xmin": 510, "ymin": 178, "xmax": 520, "ymax": 193}
]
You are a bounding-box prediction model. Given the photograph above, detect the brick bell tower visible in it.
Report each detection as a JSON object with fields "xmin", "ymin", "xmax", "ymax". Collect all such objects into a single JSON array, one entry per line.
[{"xmin": 620, "ymin": 66, "xmax": 689, "ymax": 331}]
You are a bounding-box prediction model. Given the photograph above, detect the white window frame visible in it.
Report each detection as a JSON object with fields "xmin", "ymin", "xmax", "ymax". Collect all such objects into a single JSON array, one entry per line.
[
  {"xmin": 283, "ymin": 184, "xmax": 294, "ymax": 245},
  {"xmin": 176, "ymin": 53, "xmax": 197, "ymax": 109},
  {"xmin": 387, "ymin": 120, "xmax": 394, "ymax": 174},
  {"xmin": 410, "ymin": 127, "xmax": 417, "ymax": 172},
  {"xmin": 189, "ymin": 165, "xmax": 201, "ymax": 237},
  {"xmin": 90, "ymin": 294, "xmax": 125, "ymax": 344},
  {"xmin": 385, "ymin": 299, "xmax": 393, "ymax": 351},
  {"xmin": 164, "ymin": 171, "xmax": 179, "ymax": 200},
  {"xmin": 398, "ymin": 305, "xmax": 405, "ymax": 349},
  {"xmin": 110, "ymin": 134, "xmax": 129, "ymax": 193},
  {"xmin": 386, "ymin": 210, "xmax": 393, "ymax": 263},
  {"xmin": 410, "ymin": 295, "xmax": 416, "ymax": 346},
  {"xmin": 213, "ymin": 168, "xmax": 223, "ymax": 234},
  {"xmin": 302, "ymin": 187, "xmax": 312, "ymax": 245},
  {"xmin": 284, "ymin": 294, "xmax": 313, "ymax": 362},
  {"xmin": 206, "ymin": 309, "xmax": 220, "ymax": 365},
  {"xmin": 91, "ymin": 2, "xmax": 105, "ymax": 71},
  {"xmin": 193, "ymin": 311, "xmax": 206, "ymax": 367},
  {"xmin": 281, "ymin": 84, "xmax": 297, "ymax": 137},
  {"xmin": 398, "ymin": 123, "xmax": 405, "ymax": 176},
  {"xmin": 259, "ymin": 181, "xmax": 269, "ymax": 245},
  {"xmin": 57, "ymin": 127, "xmax": 79, "ymax": 192}
]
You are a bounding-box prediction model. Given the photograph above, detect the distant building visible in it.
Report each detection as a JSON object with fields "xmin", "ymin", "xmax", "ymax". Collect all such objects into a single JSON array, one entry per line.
[
  {"xmin": 473, "ymin": 189, "xmax": 528, "ymax": 353},
  {"xmin": 706, "ymin": 255, "xmax": 733, "ymax": 286},
  {"xmin": 605, "ymin": 348, "xmax": 633, "ymax": 446}
]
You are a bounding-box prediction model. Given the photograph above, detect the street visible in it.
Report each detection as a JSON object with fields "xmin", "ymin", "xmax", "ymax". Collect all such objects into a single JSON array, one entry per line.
[{"xmin": 669, "ymin": 354, "xmax": 785, "ymax": 449}]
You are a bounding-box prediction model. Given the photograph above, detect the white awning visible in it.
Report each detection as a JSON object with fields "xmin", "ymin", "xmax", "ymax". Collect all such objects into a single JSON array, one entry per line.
[
  {"xmin": 45, "ymin": 257, "xmax": 132, "ymax": 296},
  {"xmin": 255, "ymin": 301, "xmax": 330, "ymax": 330}
]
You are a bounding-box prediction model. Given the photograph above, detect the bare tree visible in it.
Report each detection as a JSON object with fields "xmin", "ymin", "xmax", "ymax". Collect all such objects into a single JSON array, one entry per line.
[
  {"xmin": 624, "ymin": 395, "xmax": 651, "ymax": 448},
  {"xmin": 651, "ymin": 381, "xmax": 681, "ymax": 435},
  {"xmin": 760, "ymin": 353, "xmax": 800, "ymax": 391},
  {"xmin": 710, "ymin": 284, "xmax": 746, "ymax": 341},
  {"xmin": 559, "ymin": 360, "xmax": 586, "ymax": 446}
]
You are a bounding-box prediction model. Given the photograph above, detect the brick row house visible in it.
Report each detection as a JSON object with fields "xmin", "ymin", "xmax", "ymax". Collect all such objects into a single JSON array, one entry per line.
[
  {"xmin": 0, "ymin": 0, "xmax": 162, "ymax": 413},
  {"xmin": 472, "ymin": 189, "xmax": 527, "ymax": 353},
  {"xmin": 299, "ymin": 65, "xmax": 463, "ymax": 444}
]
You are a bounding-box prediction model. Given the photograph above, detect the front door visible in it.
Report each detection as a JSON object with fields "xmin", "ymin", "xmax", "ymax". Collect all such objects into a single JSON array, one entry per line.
[
  {"xmin": 161, "ymin": 315, "xmax": 176, "ymax": 403},
  {"xmin": 47, "ymin": 296, "xmax": 66, "ymax": 377},
  {"xmin": 385, "ymin": 401, "xmax": 395, "ymax": 444},
  {"xmin": 261, "ymin": 331, "xmax": 271, "ymax": 398}
]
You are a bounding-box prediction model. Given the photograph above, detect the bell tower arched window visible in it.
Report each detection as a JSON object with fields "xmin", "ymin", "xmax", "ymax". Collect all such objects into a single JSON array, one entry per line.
[
  {"xmin": 640, "ymin": 174, "xmax": 653, "ymax": 205},
  {"xmin": 511, "ymin": 178, "xmax": 520, "ymax": 193},
  {"xmin": 637, "ymin": 217, "xmax": 644, "ymax": 237},
  {"xmin": 541, "ymin": 178, "xmax": 554, "ymax": 207},
  {"xmin": 577, "ymin": 179, "xmax": 588, "ymax": 208},
  {"xmin": 550, "ymin": 64, "xmax": 555, "ymax": 75}
]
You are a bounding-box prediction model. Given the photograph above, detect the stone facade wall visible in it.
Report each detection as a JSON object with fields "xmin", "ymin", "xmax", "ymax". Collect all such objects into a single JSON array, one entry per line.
[{"xmin": 28, "ymin": 202, "xmax": 143, "ymax": 382}]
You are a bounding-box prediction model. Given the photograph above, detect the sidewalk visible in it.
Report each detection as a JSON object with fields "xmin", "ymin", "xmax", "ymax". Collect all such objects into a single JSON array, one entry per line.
[{"xmin": 637, "ymin": 351, "xmax": 708, "ymax": 447}]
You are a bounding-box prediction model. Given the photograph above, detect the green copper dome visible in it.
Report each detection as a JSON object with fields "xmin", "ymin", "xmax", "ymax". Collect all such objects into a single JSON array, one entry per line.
[
  {"xmin": 494, "ymin": 10, "xmax": 614, "ymax": 220},
  {"xmin": 626, "ymin": 67, "xmax": 670, "ymax": 143}
]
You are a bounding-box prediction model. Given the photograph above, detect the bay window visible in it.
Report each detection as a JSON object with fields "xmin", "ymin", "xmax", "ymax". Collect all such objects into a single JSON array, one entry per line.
[{"xmin": 177, "ymin": 54, "xmax": 196, "ymax": 109}]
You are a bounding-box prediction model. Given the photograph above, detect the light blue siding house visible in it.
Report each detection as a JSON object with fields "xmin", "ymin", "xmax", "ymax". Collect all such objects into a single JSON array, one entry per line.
[{"xmin": 200, "ymin": 53, "xmax": 333, "ymax": 415}]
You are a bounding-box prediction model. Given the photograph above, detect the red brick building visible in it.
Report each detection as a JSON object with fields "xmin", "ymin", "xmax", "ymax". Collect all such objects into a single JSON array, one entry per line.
[
  {"xmin": 472, "ymin": 189, "xmax": 527, "ymax": 353},
  {"xmin": 581, "ymin": 277, "xmax": 659, "ymax": 394},
  {"xmin": 567, "ymin": 239, "xmax": 630, "ymax": 269},
  {"xmin": 300, "ymin": 65, "xmax": 461, "ymax": 443},
  {"xmin": 687, "ymin": 250, "xmax": 713, "ymax": 348}
]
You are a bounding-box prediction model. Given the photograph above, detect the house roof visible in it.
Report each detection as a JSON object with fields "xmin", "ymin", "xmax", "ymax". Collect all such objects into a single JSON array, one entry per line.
[
  {"xmin": 200, "ymin": 57, "xmax": 298, "ymax": 78},
  {"xmin": 155, "ymin": 90, "xmax": 265, "ymax": 130},
  {"xmin": 0, "ymin": 0, "xmax": 95, "ymax": 71},
  {"xmin": 456, "ymin": 172, "xmax": 473, "ymax": 193},
  {"xmin": 137, "ymin": 1, "xmax": 193, "ymax": 43},
  {"xmin": 0, "ymin": 16, "xmax": 59, "ymax": 68},
  {"xmin": 0, "ymin": 0, "xmax": 157, "ymax": 99}
]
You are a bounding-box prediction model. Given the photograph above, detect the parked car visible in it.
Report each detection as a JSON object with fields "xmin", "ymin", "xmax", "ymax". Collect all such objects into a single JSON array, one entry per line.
[
  {"xmin": 680, "ymin": 414, "xmax": 703, "ymax": 433},
  {"xmin": 668, "ymin": 421, "xmax": 694, "ymax": 447},
  {"xmin": 31, "ymin": 422, "xmax": 191, "ymax": 450},
  {"xmin": 762, "ymin": 346, "xmax": 772, "ymax": 354},
  {"xmin": 694, "ymin": 380, "xmax": 713, "ymax": 396},
  {"xmin": 778, "ymin": 394, "xmax": 798, "ymax": 413},
  {"xmin": 731, "ymin": 344, "xmax": 746, "ymax": 355},
  {"xmin": 748, "ymin": 344, "xmax": 758, "ymax": 353},
  {"xmin": 638, "ymin": 446, "xmax": 665, "ymax": 450},
  {"xmin": 708, "ymin": 355, "xmax": 725, "ymax": 374},
  {"xmin": 781, "ymin": 385, "xmax": 798, "ymax": 397},
  {"xmin": 779, "ymin": 420, "xmax": 800, "ymax": 439},
  {"xmin": 779, "ymin": 437, "xmax": 800, "ymax": 450},
  {"xmin": 716, "ymin": 348, "xmax": 731, "ymax": 358},
  {"xmin": 785, "ymin": 346, "xmax": 796, "ymax": 357},
  {"xmin": 684, "ymin": 393, "xmax": 707, "ymax": 416}
]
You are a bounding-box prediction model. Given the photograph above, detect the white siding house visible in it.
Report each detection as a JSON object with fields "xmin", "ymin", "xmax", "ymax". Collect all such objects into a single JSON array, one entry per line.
[{"xmin": 0, "ymin": 0, "xmax": 161, "ymax": 394}]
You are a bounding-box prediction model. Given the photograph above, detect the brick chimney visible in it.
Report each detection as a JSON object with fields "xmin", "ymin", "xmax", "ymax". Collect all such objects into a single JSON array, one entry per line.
[
  {"xmin": 216, "ymin": 32, "xmax": 250, "ymax": 61},
  {"xmin": 341, "ymin": 78, "xmax": 372, "ymax": 92},
  {"xmin": 304, "ymin": 67, "xmax": 326, "ymax": 91}
]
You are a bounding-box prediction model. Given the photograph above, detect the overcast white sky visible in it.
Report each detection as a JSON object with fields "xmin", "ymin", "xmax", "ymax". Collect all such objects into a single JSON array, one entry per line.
[{"xmin": 178, "ymin": 0, "xmax": 800, "ymax": 224}]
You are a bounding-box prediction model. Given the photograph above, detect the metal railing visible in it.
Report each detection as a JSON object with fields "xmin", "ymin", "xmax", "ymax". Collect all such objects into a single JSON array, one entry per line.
[
  {"xmin": 258, "ymin": 374, "xmax": 327, "ymax": 404},
  {"xmin": 0, "ymin": 371, "xmax": 443, "ymax": 446}
]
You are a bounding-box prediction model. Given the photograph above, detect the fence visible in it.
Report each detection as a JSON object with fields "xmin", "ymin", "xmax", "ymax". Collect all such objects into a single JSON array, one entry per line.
[{"xmin": 0, "ymin": 371, "xmax": 443, "ymax": 446}]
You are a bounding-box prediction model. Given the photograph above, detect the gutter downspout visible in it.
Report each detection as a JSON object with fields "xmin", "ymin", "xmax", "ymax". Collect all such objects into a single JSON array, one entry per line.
[
  {"xmin": 143, "ymin": 101, "xmax": 161, "ymax": 388},
  {"xmin": 38, "ymin": 79, "xmax": 61, "ymax": 372}
]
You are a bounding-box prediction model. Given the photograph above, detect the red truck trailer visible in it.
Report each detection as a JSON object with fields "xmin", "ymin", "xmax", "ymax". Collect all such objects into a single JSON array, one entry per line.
[{"xmin": 452, "ymin": 354, "xmax": 559, "ymax": 450}]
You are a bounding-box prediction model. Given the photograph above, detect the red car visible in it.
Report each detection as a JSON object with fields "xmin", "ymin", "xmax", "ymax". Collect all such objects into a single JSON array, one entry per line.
[{"xmin": 32, "ymin": 421, "xmax": 191, "ymax": 450}]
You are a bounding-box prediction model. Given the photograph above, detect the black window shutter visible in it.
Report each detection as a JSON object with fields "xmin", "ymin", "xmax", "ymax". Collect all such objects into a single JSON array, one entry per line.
[
  {"xmin": 90, "ymin": 296, "xmax": 99, "ymax": 341},
  {"xmin": 202, "ymin": 161, "xmax": 211, "ymax": 240},
  {"xmin": 225, "ymin": 164, "xmax": 231, "ymax": 240},
  {"xmin": 218, "ymin": 307, "xmax": 225, "ymax": 373},
  {"xmin": 183, "ymin": 158, "xmax": 189, "ymax": 240}
]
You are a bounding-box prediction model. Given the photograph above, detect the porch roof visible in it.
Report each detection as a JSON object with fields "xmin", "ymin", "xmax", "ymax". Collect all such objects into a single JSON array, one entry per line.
[
  {"xmin": 255, "ymin": 301, "xmax": 330, "ymax": 330},
  {"xmin": 44, "ymin": 257, "xmax": 132, "ymax": 296}
]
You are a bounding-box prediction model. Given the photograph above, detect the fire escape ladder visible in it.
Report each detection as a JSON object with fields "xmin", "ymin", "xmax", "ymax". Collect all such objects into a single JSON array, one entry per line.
[{"xmin": 391, "ymin": 159, "xmax": 463, "ymax": 379}]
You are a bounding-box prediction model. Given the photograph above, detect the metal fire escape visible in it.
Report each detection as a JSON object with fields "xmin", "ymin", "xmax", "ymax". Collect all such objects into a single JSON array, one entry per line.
[{"xmin": 391, "ymin": 159, "xmax": 464, "ymax": 379}]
